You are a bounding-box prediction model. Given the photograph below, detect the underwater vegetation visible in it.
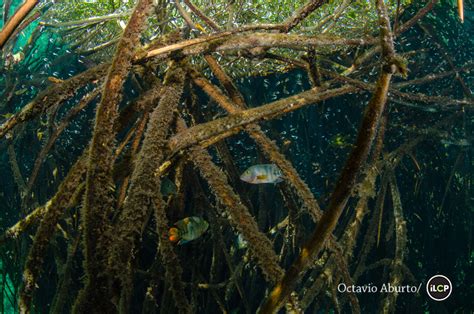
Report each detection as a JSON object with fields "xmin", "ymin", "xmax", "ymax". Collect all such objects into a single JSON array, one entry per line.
[{"xmin": 0, "ymin": 0, "xmax": 473, "ymax": 313}]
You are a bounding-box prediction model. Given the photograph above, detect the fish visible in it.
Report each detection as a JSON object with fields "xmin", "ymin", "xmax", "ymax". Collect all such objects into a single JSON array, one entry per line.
[
  {"xmin": 169, "ymin": 216, "xmax": 209, "ymax": 245},
  {"xmin": 330, "ymin": 133, "xmax": 352, "ymax": 148},
  {"xmin": 1, "ymin": 113, "xmax": 14, "ymax": 119},
  {"xmin": 235, "ymin": 233, "xmax": 248, "ymax": 250},
  {"xmin": 118, "ymin": 20, "xmax": 127, "ymax": 29},
  {"xmin": 36, "ymin": 129, "xmax": 44, "ymax": 141},
  {"xmin": 14, "ymin": 88, "xmax": 28, "ymax": 95},
  {"xmin": 240, "ymin": 164, "xmax": 283, "ymax": 184},
  {"xmin": 195, "ymin": 23, "xmax": 206, "ymax": 33},
  {"xmin": 160, "ymin": 177, "xmax": 177, "ymax": 196},
  {"xmin": 48, "ymin": 76, "xmax": 64, "ymax": 84},
  {"xmin": 440, "ymin": 138, "xmax": 470, "ymax": 147},
  {"xmin": 12, "ymin": 51, "xmax": 24, "ymax": 64}
]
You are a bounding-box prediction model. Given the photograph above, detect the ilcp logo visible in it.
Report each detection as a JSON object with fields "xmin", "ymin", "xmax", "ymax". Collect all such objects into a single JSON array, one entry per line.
[{"xmin": 426, "ymin": 275, "xmax": 452, "ymax": 301}]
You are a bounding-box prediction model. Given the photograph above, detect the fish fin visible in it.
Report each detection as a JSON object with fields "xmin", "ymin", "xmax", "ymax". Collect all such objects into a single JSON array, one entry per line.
[
  {"xmin": 178, "ymin": 239, "xmax": 189, "ymax": 245},
  {"xmin": 175, "ymin": 220, "xmax": 186, "ymax": 229},
  {"xmin": 256, "ymin": 174, "xmax": 267, "ymax": 180},
  {"xmin": 274, "ymin": 177, "xmax": 284, "ymax": 184}
]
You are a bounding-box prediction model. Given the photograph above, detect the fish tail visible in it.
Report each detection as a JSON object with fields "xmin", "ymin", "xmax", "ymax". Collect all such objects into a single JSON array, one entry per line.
[
  {"xmin": 169, "ymin": 227, "xmax": 180, "ymax": 243},
  {"xmin": 274, "ymin": 177, "xmax": 284, "ymax": 184}
]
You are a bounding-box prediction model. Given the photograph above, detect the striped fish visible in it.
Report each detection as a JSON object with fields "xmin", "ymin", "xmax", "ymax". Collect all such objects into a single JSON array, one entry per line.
[
  {"xmin": 240, "ymin": 164, "xmax": 283, "ymax": 184},
  {"xmin": 169, "ymin": 216, "xmax": 209, "ymax": 245}
]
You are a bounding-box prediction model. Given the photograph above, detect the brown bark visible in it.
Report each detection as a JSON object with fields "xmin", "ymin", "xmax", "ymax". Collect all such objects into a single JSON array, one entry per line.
[
  {"xmin": 19, "ymin": 156, "xmax": 87, "ymax": 314},
  {"xmin": 283, "ymin": 0, "xmax": 328, "ymax": 32},
  {"xmin": 143, "ymin": 32, "xmax": 374, "ymax": 60},
  {"xmin": 0, "ymin": 0, "xmax": 38, "ymax": 48},
  {"xmin": 74, "ymin": 0, "xmax": 154, "ymax": 311}
]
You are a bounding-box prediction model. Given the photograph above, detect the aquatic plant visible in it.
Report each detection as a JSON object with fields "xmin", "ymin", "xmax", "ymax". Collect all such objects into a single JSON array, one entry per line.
[{"xmin": 0, "ymin": 0, "xmax": 472, "ymax": 313}]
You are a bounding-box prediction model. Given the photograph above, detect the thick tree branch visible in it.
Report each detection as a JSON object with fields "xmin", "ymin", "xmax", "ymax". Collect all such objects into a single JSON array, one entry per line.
[
  {"xmin": 19, "ymin": 156, "xmax": 87, "ymax": 313},
  {"xmin": 74, "ymin": 0, "xmax": 154, "ymax": 311},
  {"xmin": 142, "ymin": 32, "xmax": 374, "ymax": 60},
  {"xmin": 168, "ymin": 85, "xmax": 355, "ymax": 154},
  {"xmin": 0, "ymin": 0, "xmax": 38, "ymax": 49}
]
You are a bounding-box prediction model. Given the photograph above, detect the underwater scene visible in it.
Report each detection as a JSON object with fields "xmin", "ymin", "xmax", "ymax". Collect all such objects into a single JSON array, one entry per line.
[{"xmin": 0, "ymin": 0, "xmax": 473, "ymax": 313}]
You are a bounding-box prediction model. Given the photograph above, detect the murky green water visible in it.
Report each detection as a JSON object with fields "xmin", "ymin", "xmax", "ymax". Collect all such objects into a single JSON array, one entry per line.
[{"xmin": 0, "ymin": 0, "xmax": 472, "ymax": 313}]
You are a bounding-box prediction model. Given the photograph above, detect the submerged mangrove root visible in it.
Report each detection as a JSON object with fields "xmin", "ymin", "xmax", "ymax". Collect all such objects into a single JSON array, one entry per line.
[
  {"xmin": 74, "ymin": 0, "xmax": 154, "ymax": 311},
  {"xmin": 352, "ymin": 176, "xmax": 389, "ymax": 281},
  {"xmin": 19, "ymin": 155, "xmax": 87, "ymax": 313},
  {"xmin": 301, "ymin": 139, "xmax": 384, "ymax": 311},
  {"xmin": 380, "ymin": 172, "xmax": 407, "ymax": 312},
  {"xmin": 304, "ymin": 115, "xmax": 387, "ymax": 311},
  {"xmin": 26, "ymin": 88, "xmax": 101, "ymax": 193},
  {"xmin": 0, "ymin": 204, "xmax": 46, "ymax": 244},
  {"xmin": 50, "ymin": 231, "xmax": 82, "ymax": 314},
  {"xmin": 106, "ymin": 63, "xmax": 190, "ymax": 312},
  {"xmin": 7, "ymin": 144, "xmax": 27, "ymax": 200},
  {"xmin": 283, "ymin": 0, "xmax": 328, "ymax": 32},
  {"xmin": 142, "ymin": 32, "xmax": 374, "ymax": 61},
  {"xmin": 116, "ymin": 111, "xmax": 149, "ymax": 209}
]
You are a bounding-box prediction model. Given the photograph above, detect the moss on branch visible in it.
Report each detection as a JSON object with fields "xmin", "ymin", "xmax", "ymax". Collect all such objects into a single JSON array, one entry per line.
[
  {"xmin": 283, "ymin": 0, "xmax": 328, "ymax": 32},
  {"xmin": 143, "ymin": 32, "xmax": 375, "ymax": 60},
  {"xmin": 169, "ymin": 85, "xmax": 355, "ymax": 154},
  {"xmin": 74, "ymin": 0, "xmax": 154, "ymax": 310},
  {"xmin": 106, "ymin": 63, "xmax": 190, "ymax": 312},
  {"xmin": 19, "ymin": 156, "xmax": 87, "ymax": 313}
]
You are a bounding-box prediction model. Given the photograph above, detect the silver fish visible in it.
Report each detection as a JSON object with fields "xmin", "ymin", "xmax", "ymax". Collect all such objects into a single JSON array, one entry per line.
[
  {"xmin": 236, "ymin": 233, "xmax": 248, "ymax": 250},
  {"xmin": 240, "ymin": 164, "xmax": 283, "ymax": 184},
  {"xmin": 440, "ymin": 138, "xmax": 470, "ymax": 147}
]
